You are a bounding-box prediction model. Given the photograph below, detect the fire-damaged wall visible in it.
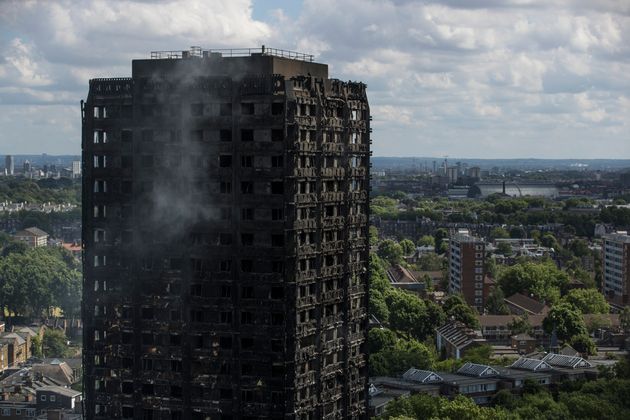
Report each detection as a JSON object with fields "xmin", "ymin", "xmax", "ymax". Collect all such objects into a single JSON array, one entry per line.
[{"xmin": 82, "ymin": 49, "xmax": 370, "ymax": 420}]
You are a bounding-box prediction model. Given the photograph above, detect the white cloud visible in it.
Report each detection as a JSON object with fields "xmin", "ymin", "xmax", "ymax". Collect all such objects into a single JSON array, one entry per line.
[
  {"xmin": 0, "ymin": 0, "xmax": 628, "ymax": 158},
  {"xmin": 0, "ymin": 38, "xmax": 52, "ymax": 87}
]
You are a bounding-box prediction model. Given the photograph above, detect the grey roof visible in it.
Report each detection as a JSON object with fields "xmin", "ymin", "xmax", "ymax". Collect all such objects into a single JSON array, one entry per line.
[
  {"xmin": 505, "ymin": 293, "xmax": 548, "ymax": 315},
  {"xmin": 36, "ymin": 385, "xmax": 81, "ymax": 398},
  {"xmin": 402, "ymin": 368, "xmax": 443, "ymax": 383},
  {"xmin": 15, "ymin": 227, "xmax": 48, "ymax": 237},
  {"xmin": 436, "ymin": 322, "xmax": 482, "ymax": 350},
  {"xmin": 511, "ymin": 333, "xmax": 535, "ymax": 340},
  {"xmin": 13, "ymin": 326, "xmax": 39, "ymax": 338},
  {"xmin": 542, "ymin": 353, "xmax": 593, "ymax": 369},
  {"xmin": 0, "ymin": 333, "xmax": 26, "ymax": 345},
  {"xmin": 493, "ymin": 366, "xmax": 552, "ymax": 381},
  {"xmin": 456, "ymin": 362, "xmax": 499, "ymax": 377},
  {"xmin": 440, "ymin": 372, "xmax": 499, "ymax": 385},
  {"xmin": 510, "ymin": 357, "xmax": 552, "ymax": 371},
  {"xmin": 32, "ymin": 362, "xmax": 74, "ymax": 386},
  {"xmin": 558, "ymin": 344, "xmax": 579, "ymax": 357}
]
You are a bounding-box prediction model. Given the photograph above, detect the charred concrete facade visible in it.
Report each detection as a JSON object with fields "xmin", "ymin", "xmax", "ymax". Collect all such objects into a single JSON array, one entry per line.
[{"xmin": 82, "ymin": 48, "xmax": 370, "ymax": 420}]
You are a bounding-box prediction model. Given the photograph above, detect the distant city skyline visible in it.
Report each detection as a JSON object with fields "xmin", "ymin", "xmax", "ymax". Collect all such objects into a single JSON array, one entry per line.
[{"xmin": 1, "ymin": 0, "xmax": 629, "ymax": 158}]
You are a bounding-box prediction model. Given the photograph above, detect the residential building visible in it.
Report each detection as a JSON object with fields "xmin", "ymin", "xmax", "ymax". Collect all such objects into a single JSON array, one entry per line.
[
  {"xmin": 504, "ymin": 293, "xmax": 549, "ymax": 316},
  {"xmin": 448, "ymin": 229, "xmax": 486, "ymax": 312},
  {"xmin": 82, "ymin": 47, "xmax": 370, "ymax": 419},
  {"xmin": 13, "ymin": 227, "xmax": 49, "ymax": 248},
  {"xmin": 0, "ymin": 333, "xmax": 29, "ymax": 367},
  {"xmin": 369, "ymin": 357, "xmax": 598, "ymax": 413},
  {"xmin": 5, "ymin": 155, "xmax": 14, "ymax": 176},
  {"xmin": 435, "ymin": 322, "xmax": 486, "ymax": 359},
  {"xmin": 36, "ymin": 386, "xmax": 82, "ymax": 414},
  {"xmin": 510, "ymin": 333, "xmax": 537, "ymax": 354},
  {"xmin": 602, "ymin": 231, "xmax": 630, "ymax": 305},
  {"xmin": 70, "ymin": 161, "xmax": 81, "ymax": 179}
]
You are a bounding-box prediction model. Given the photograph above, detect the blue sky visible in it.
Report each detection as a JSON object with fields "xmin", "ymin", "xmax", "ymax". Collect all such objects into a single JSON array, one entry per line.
[{"xmin": 0, "ymin": 0, "xmax": 629, "ymax": 158}]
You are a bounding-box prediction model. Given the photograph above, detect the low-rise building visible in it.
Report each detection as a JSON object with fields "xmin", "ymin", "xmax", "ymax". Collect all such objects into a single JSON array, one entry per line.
[
  {"xmin": 0, "ymin": 333, "xmax": 29, "ymax": 368},
  {"xmin": 504, "ymin": 293, "xmax": 549, "ymax": 316},
  {"xmin": 13, "ymin": 228, "xmax": 48, "ymax": 248},
  {"xmin": 511, "ymin": 333, "xmax": 538, "ymax": 354},
  {"xmin": 436, "ymin": 322, "xmax": 487, "ymax": 359},
  {"xmin": 35, "ymin": 386, "xmax": 82, "ymax": 414}
]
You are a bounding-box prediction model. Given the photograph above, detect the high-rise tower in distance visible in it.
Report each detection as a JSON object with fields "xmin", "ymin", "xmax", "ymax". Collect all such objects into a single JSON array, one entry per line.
[
  {"xmin": 5, "ymin": 155, "xmax": 14, "ymax": 176},
  {"xmin": 82, "ymin": 47, "xmax": 370, "ymax": 420}
]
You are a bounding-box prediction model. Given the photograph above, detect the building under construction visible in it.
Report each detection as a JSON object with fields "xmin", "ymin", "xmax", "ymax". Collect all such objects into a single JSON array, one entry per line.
[{"xmin": 82, "ymin": 47, "xmax": 370, "ymax": 419}]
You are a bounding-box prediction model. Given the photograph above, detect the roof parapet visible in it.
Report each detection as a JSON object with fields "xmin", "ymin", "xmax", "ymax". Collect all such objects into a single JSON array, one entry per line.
[{"xmin": 150, "ymin": 46, "xmax": 314, "ymax": 62}]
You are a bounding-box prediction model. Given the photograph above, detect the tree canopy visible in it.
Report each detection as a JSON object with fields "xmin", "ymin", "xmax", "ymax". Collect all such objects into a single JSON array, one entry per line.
[
  {"xmin": 562, "ymin": 288, "xmax": 609, "ymax": 314},
  {"xmin": 542, "ymin": 303, "xmax": 588, "ymax": 342},
  {"xmin": 0, "ymin": 247, "xmax": 81, "ymax": 318},
  {"xmin": 498, "ymin": 261, "xmax": 569, "ymax": 305}
]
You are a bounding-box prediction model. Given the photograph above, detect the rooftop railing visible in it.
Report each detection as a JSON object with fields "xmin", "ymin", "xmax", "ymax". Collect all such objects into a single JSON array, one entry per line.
[{"xmin": 150, "ymin": 46, "xmax": 314, "ymax": 62}]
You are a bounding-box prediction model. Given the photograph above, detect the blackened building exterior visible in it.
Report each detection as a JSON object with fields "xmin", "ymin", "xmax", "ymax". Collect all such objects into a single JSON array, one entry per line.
[{"xmin": 82, "ymin": 47, "xmax": 370, "ymax": 420}]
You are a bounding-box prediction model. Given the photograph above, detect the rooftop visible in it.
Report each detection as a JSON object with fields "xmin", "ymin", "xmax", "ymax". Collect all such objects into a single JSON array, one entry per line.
[
  {"xmin": 36, "ymin": 385, "xmax": 81, "ymax": 398},
  {"xmin": 541, "ymin": 353, "xmax": 593, "ymax": 369},
  {"xmin": 457, "ymin": 362, "xmax": 499, "ymax": 377},
  {"xmin": 436, "ymin": 322, "xmax": 485, "ymax": 349},
  {"xmin": 510, "ymin": 357, "xmax": 552, "ymax": 371},
  {"xmin": 14, "ymin": 227, "xmax": 48, "ymax": 237},
  {"xmin": 504, "ymin": 293, "xmax": 549, "ymax": 315},
  {"xmin": 603, "ymin": 231, "xmax": 630, "ymax": 243},
  {"xmin": 149, "ymin": 46, "xmax": 314, "ymax": 62},
  {"xmin": 402, "ymin": 368, "xmax": 443, "ymax": 383}
]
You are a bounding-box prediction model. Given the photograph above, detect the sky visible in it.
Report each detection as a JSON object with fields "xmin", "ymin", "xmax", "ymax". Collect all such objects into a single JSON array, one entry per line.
[{"xmin": 0, "ymin": 0, "xmax": 629, "ymax": 158}]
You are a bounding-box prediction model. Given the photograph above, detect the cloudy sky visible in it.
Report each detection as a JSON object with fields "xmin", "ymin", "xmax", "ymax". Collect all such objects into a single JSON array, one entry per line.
[{"xmin": 0, "ymin": 0, "xmax": 629, "ymax": 158}]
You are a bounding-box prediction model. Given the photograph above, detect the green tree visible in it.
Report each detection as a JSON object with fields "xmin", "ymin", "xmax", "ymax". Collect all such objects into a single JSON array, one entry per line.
[
  {"xmin": 0, "ymin": 247, "xmax": 81, "ymax": 318},
  {"xmin": 496, "ymin": 242, "xmax": 513, "ymax": 256},
  {"xmin": 562, "ymin": 289, "xmax": 609, "ymax": 314},
  {"xmin": 447, "ymin": 303, "xmax": 480, "ymax": 328},
  {"xmin": 489, "ymin": 227, "xmax": 510, "ymax": 240},
  {"xmin": 485, "ymin": 286, "xmax": 510, "ymax": 315},
  {"xmin": 370, "ymin": 338, "xmax": 434, "ymax": 376},
  {"xmin": 462, "ymin": 344, "xmax": 493, "ymax": 364},
  {"xmin": 509, "ymin": 226, "xmax": 526, "ymax": 239},
  {"xmin": 497, "ymin": 261, "xmax": 569, "ymax": 305},
  {"xmin": 543, "ymin": 303, "xmax": 588, "ymax": 342},
  {"xmin": 369, "ymin": 225, "xmax": 379, "ymax": 246},
  {"xmin": 369, "ymin": 289, "xmax": 390, "ymax": 323},
  {"xmin": 367, "ymin": 328, "xmax": 397, "ymax": 354},
  {"xmin": 585, "ymin": 313, "xmax": 611, "ymax": 333},
  {"xmin": 378, "ymin": 240, "xmax": 404, "ymax": 265},
  {"xmin": 568, "ymin": 239, "xmax": 590, "ymax": 257},
  {"xmin": 442, "ymin": 294, "xmax": 467, "ymax": 314},
  {"xmin": 569, "ymin": 267, "xmax": 596, "ymax": 289},
  {"xmin": 569, "ymin": 333, "xmax": 596, "ymax": 355},
  {"xmin": 513, "ymin": 392, "xmax": 570, "ymax": 419},
  {"xmin": 559, "ymin": 392, "xmax": 618, "ymax": 420},
  {"xmin": 1, "ymin": 240, "xmax": 28, "ymax": 257},
  {"xmin": 417, "ymin": 300, "xmax": 446, "ymax": 340},
  {"xmin": 369, "ymin": 254, "xmax": 390, "ymax": 293},
  {"xmin": 399, "ymin": 239, "xmax": 416, "ymax": 256},
  {"xmin": 417, "ymin": 235, "xmax": 435, "ymax": 247},
  {"xmin": 434, "ymin": 228, "xmax": 449, "ymax": 255},
  {"xmin": 508, "ymin": 314, "xmax": 532, "ymax": 335},
  {"xmin": 540, "ymin": 233, "xmax": 560, "ymax": 249},
  {"xmin": 416, "ymin": 253, "xmax": 444, "ymax": 271},
  {"xmin": 386, "ymin": 289, "xmax": 427, "ymax": 339},
  {"xmin": 31, "ymin": 335, "xmax": 43, "ymax": 358},
  {"xmin": 43, "ymin": 329, "xmax": 71, "ymax": 358}
]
